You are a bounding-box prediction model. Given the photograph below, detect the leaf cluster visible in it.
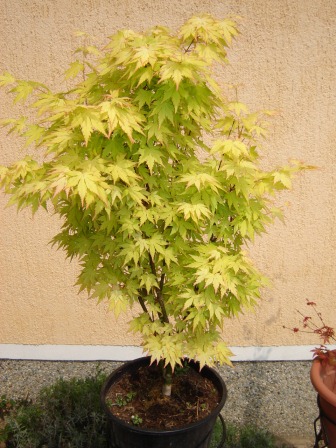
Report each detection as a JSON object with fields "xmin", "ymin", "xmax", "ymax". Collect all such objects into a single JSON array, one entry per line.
[{"xmin": 0, "ymin": 14, "xmax": 308, "ymax": 371}]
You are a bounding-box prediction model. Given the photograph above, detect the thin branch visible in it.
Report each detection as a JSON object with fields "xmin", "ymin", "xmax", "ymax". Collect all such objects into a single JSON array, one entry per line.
[
  {"xmin": 184, "ymin": 38, "xmax": 196, "ymax": 54},
  {"xmin": 148, "ymin": 252, "xmax": 157, "ymax": 276},
  {"xmin": 227, "ymin": 119, "xmax": 236, "ymax": 138},
  {"xmin": 148, "ymin": 253, "xmax": 169, "ymax": 324},
  {"xmin": 137, "ymin": 290, "xmax": 154, "ymax": 322},
  {"xmin": 159, "ymin": 272, "xmax": 165, "ymax": 291}
]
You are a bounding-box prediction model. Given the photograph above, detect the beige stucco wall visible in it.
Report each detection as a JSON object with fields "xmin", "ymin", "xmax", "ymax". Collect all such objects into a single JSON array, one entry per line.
[{"xmin": 0, "ymin": 0, "xmax": 335, "ymax": 350}]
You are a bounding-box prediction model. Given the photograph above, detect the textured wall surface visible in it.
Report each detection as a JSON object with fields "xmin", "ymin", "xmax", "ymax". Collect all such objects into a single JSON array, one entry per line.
[{"xmin": 0, "ymin": 0, "xmax": 335, "ymax": 349}]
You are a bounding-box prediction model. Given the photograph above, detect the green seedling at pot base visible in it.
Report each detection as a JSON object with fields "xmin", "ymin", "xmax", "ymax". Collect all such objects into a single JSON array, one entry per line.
[
  {"xmin": 0, "ymin": 14, "xmax": 311, "ymax": 397},
  {"xmin": 109, "ymin": 392, "xmax": 137, "ymax": 408},
  {"xmin": 131, "ymin": 414, "xmax": 143, "ymax": 426}
]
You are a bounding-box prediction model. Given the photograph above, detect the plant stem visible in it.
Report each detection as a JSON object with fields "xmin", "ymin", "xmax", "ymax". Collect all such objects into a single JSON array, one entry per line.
[
  {"xmin": 161, "ymin": 363, "xmax": 173, "ymax": 397},
  {"xmin": 184, "ymin": 38, "xmax": 196, "ymax": 53},
  {"xmin": 137, "ymin": 292, "xmax": 154, "ymax": 322},
  {"xmin": 148, "ymin": 253, "xmax": 169, "ymax": 324}
]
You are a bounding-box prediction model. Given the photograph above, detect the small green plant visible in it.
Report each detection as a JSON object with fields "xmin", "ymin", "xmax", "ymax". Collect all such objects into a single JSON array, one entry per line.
[
  {"xmin": 105, "ymin": 398, "xmax": 114, "ymax": 407},
  {"xmin": 112, "ymin": 391, "xmax": 137, "ymax": 407},
  {"xmin": 210, "ymin": 420, "xmax": 278, "ymax": 448},
  {"xmin": 0, "ymin": 394, "xmax": 15, "ymax": 419},
  {"xmin": 239, "ymin": 424, "xmax": 276, "ymax": 448},
  {"xmin": 114, "ymin": 395, "xmax": 128, "ymax": 407},
  {"xmin": 0, "ymin": 370, "xmax": 108, "ymax": 448},
  {"xmin": 130, "ymin": 414, "xmax": 143, "ymax": 426}
]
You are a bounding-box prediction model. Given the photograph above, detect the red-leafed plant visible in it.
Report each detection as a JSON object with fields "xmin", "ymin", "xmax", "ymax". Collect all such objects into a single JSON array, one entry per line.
[{"xmin": 286, "ymin": 300, "xmax": 336, "ymax": 367}]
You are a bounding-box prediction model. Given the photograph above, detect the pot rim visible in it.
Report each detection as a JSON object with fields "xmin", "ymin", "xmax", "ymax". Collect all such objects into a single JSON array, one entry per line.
[
  {"xmin": 100, "ymin": 356, "xmax": 227, "ymax": 435},
  {"xmin": 310, "ymin": 358, "xmax": 336, "ymax": 407}
]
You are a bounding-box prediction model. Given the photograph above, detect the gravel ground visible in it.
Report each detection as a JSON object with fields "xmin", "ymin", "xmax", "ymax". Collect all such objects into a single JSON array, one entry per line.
[
  {"xmin": 0, "ymin": 359, "xmax": 122, "ymax": 400},
  {"xmin": 218, "ymin": 361, "xmax": 317, "ymax": 440},
  {"xmin": 0, "ymin": 359, "xmax": 318, "ymax": 444}
]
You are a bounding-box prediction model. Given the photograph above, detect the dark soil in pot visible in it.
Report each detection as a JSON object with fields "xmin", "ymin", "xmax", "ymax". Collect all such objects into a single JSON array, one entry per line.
[
  {"xmin": 101, "ymin": 357, "xmax": 227, "ymax": 448},
  {"xmin": 104, "ymin": 359, "xmax": 221, "ymax": 430}
]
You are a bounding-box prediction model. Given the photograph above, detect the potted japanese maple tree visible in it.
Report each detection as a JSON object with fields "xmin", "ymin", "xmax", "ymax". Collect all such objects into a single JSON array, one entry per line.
[{"xmin": 0, "ymin": 13, "xmax": 307, "ymax": 448}]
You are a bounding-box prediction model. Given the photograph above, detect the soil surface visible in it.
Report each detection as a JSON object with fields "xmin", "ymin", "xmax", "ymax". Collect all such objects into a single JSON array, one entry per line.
[{"xmin": 105, "ymin": 361, "xmax": 220, "ymax": 430}]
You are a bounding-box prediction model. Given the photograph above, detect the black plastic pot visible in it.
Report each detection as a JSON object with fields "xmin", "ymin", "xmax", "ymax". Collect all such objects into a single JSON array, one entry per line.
[{"xmin": 101, "ymin": 356, "xmax": 227, "ymax": 448}]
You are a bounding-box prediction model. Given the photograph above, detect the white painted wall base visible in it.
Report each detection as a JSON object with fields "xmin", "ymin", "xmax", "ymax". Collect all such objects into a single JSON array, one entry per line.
[{"xmin": 1, "ymin": 344, "xmax": 332, "ymax": 362}]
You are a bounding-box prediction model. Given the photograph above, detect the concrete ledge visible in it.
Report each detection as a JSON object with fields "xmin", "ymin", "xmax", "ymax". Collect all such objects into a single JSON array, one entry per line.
[{"xmin": 1, "ymin": 344, "xmax": 332, "ymax": 362}]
